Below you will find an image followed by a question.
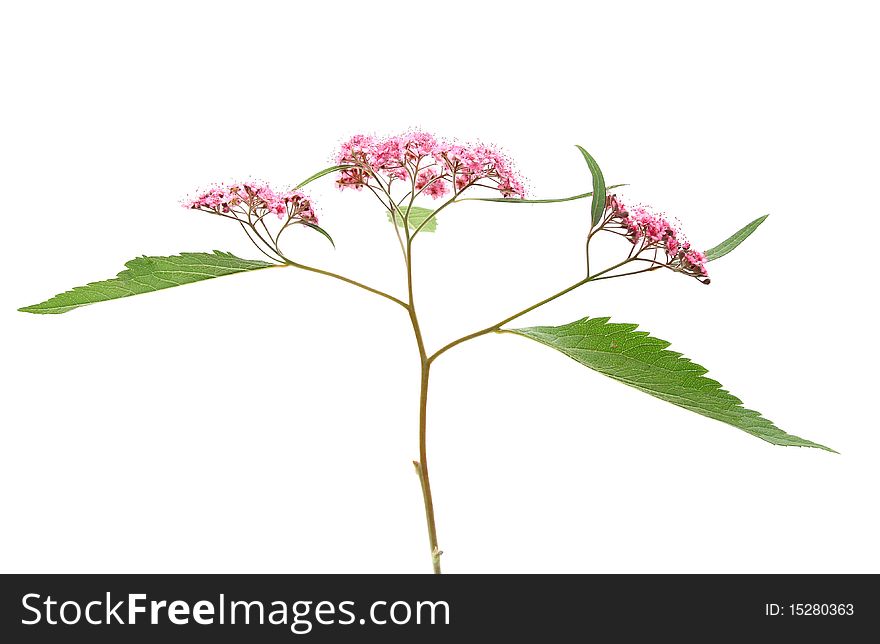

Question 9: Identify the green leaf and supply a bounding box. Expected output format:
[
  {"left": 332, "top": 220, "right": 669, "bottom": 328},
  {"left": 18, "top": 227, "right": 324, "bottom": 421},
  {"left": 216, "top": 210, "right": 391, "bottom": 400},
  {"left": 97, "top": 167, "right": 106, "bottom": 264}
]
[
  {"left": 507, "top": 316, "right": 834, "bottom": 452},
  {"left": 575, "top": 145, "right": 606, "bottom": 228},
  {"left": 303, "top": 222, "right": 336, "bottom": 248},
  {"left": 387, "top": 206, "right": 437, "bottom": 232},
  {"left": 705, "top": 215, "right": 769, "bottom": 262},
  {"left": 459, "top": 184, "right": 627, "bottom": 204},
  {"left": 19, "top": 251, "right": 276, "bottom": 315},
  {"left": 295, "top": 164, "right": 354, "bottom": 189}
]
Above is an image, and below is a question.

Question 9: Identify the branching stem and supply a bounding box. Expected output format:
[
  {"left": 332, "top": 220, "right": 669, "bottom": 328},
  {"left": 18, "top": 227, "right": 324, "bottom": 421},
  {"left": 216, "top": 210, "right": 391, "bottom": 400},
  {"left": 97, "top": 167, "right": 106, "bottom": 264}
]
[
  {"left": 427, "top": 257, "right": 632, "bottom": 365},
  {"left": 248, "top": 170, "right": 648, "bottom": 573},
  {"left": 283, "top": 260, "right": 407, "bottom": 309}
]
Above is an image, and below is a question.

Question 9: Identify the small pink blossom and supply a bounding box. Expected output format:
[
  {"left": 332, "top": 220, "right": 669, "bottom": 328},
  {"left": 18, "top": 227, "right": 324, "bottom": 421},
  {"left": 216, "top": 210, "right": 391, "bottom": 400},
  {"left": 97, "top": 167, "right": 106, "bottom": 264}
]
[
  {"left": 413, "top": 167, "right": 448, "bottom": 199},
  {"left": 372, "top": 138, "right": 406, "bottom": 170},
  {"left": 415, "top": 167, "right": 448, "bottom": 198},
  {"left": 403, "top": 131, "right": 438, "bottom": 159},
  {"left": 498, "top": 175, "right": 525, "bottom": 199},
  {"left": 184, "top": 182, "right": 317, "bottom": 223},
  {"left": 423, "top": 179, "right": 448, "bottom": 199},
  {"left": 607, "top": 195, "right": 709, "bottom": 283},
  {"left": 336, "top": 134, "right": 375, "bottom": 165},
  {"left": 334, "top": 131, "right": 526, "bottom": 199},
  {"left": 415, "top": 168, "right": 437, "bottom": 190},
  {"left": 386, "top": 166, "right": 409, "bottom": 181},
  {"left": 416, "top": 168, "right": 447, "bottom": 199},
  {"left": 336, "top": 168, "right": 369, "bottom": 191},
  {"left": 682, "top": 249, "right": 709, "bottom": 276}
]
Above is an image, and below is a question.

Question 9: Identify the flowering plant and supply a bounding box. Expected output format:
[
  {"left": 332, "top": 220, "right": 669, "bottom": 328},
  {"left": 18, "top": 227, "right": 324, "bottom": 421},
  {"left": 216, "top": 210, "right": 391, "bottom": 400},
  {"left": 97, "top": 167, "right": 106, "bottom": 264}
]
[{"left": 20, "top": 132, "right": 833, "bottom": 573}]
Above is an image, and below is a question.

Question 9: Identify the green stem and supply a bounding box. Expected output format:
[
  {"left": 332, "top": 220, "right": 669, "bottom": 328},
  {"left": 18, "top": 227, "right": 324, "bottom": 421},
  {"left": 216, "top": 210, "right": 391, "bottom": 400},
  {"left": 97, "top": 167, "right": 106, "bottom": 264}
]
[
  {"left": 284, "top": 261, "right": 407, "bottom": 309},
  {"left": 265, "top": 167, "right": 637, "bottom": 573},
  {"left": 413, "top": 362, "right": 441, "bottom": 574},
  {"left": 428, "top": 257, "right": 633, "bottom": 364},
  {"left": 585, "top": 230, "right": 593, "bottom": 277},
  {"left": 410, "top": 195, "right": 457, "bottom": 238},
  {"left": 404, "top": 231, "right": 442, "bottom": 572}
]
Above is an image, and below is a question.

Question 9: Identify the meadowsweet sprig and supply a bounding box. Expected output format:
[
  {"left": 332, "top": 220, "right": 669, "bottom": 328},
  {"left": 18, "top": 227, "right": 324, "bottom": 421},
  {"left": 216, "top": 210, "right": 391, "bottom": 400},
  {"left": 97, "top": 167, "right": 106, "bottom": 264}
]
[{"left": 22, "top": 135, "right": 820, "bottom": 578}]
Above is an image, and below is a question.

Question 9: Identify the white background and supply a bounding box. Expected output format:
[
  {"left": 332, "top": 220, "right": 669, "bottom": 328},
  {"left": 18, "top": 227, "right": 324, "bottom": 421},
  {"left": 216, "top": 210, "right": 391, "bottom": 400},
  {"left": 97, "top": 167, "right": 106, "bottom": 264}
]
[{"left": 2, "top": 1, "right": 878, "bottom": 574}]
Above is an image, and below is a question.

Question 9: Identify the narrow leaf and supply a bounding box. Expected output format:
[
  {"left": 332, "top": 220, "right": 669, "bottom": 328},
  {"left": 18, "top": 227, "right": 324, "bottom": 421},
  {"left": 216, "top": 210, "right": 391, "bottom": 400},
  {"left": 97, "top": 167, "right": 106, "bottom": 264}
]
[
  {"left": 303, "top": 222, "right": 336, "bottom": 248},
  {"left": 459, "top": 184, "right": 627, "bottom": 204},
  {"left": 507, "top": 316, "right": 834, "bottom": 452},
  {"left": 295, "top": 165, "right": 354, "bottom": 189},
  {"left": 19, "top": 251, "right": 275, "bottom": 315},
  {"left": 575, "top": 145, "right": 606, "bottom": 227},
  {"left": 705, "top": 215, "right": 769, "bottom": 262},
  {"left": 387, "top": 206, "right": 437, "bottom": 232}
]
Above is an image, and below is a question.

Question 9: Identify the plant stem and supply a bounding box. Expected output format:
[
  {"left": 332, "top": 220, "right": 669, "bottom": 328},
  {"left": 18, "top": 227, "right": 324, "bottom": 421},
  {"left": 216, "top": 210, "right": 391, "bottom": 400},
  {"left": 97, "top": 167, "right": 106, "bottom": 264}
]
[
  {"left": 271, "top": 174, "right": 641, "bottom": 573},
  {"left": 410, "top": 195, "right": 457, "bottom": 238},
  {"left": 404, "top": 230, "right": 442, "bottom": 573},
  {"left": 283, "top": 261, "right": 408, "bottom": 309},
  {"left": 414, "top": 362, "right": 441, "bottom": 574},
  {"left": 428, "top": 257, "right": 633, "bottom": 364}
]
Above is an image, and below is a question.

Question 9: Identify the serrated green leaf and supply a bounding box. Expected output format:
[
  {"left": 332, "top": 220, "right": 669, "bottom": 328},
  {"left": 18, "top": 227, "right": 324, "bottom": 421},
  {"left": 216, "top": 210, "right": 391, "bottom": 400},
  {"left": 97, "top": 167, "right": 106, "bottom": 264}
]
[
  {"left": 19, "top": 251, "right": 276, "bottom": 314},
  {"left": 295, "top": 164, "right": 354, "bottom": 189},
  {"left": 705, "top": 215, "right": 769, "bottom": 262},
  {"left": 458, "top": 184, "right": 627, "bottom": 204},
  {"left": 575, "top": 145, "right": 606, "bottom": 228},
  {"left": 507, "top": 316, "right": 834, "bottom": 452},
  {"left": 387, "top": 206, "right": 437, "bottom": 232}
]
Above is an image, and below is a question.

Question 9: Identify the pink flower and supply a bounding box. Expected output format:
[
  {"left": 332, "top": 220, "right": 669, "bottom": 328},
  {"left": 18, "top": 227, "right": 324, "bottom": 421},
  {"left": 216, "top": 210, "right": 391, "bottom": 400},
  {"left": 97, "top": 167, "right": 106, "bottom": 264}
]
[
  {"left": 386, "top": 166, "right": 409, "bottom": 181},
  {"left": 279, "top": 189, "right": 317, "bottom": 223},
  {"left": 402, "top": 131, "right": 438, "bottom": 159},
  {"left": 498, "top": 175, "right": 525, "bottom": 199},
  {"left": 336, "top": 168, "right": 369, "bottom": 191},
  {"left": 612, "top": 199, "right": 677, "bottom": 246},
  {"left": 184, "top": 182, "right": 318, "bottom": 223},
  {"left": 372, "top": 138, "right": 406, "bottom": 170},
  {"left": 336, "top": 134, "right": 375, "bottom": 165},
  {"left": 423, "top": 179, "right": 448, "bottom": 199},
  {"left": 607, "top": 195, "right": 709, "bottom": 283},
  {"left": 415, "top": 168, "right": 437, "bottom": 190},
  {"left": 334, "top": 131, "right": 526, "bottom": 199},
  {"left": 682, "top": 248, "right": 709, "bottom": 277},
  {"left": 414, "top": 168, "right": 448, "bottom": 199}
]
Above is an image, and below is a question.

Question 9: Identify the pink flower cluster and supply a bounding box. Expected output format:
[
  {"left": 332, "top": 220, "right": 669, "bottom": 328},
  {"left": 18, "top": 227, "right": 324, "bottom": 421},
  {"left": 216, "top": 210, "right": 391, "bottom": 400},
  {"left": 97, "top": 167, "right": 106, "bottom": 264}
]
[
  {"left": 607, "top": 195, "right": 709, "bottom": 282},
  {"left": 185, "top": 182, "right": 317, "bottom": 223},
  {"left": 334, "top": 131, "right": 526, "bottom": 199}
]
